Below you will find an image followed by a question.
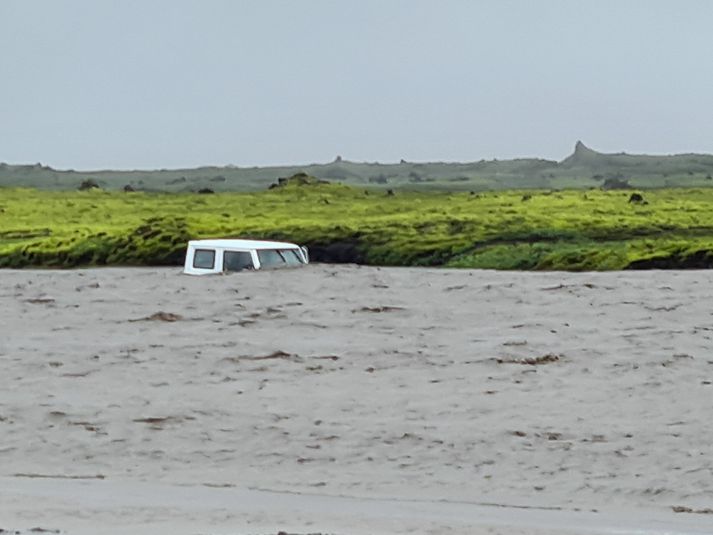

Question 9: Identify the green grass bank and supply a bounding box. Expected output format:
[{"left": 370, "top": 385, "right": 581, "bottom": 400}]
[{"left": 3, "top": 181, "right": 713, "bottom": 270}]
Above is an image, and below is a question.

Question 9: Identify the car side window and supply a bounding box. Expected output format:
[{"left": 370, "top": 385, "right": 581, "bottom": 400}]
[
  {"left": 193, "top": 249, "right": 215, "bottom": 269},
  {"left": 257, "top": 249, "right": 286, "bottom": 269},
  {"left": 223, "top": 250, "right": 254, "bottom": 271}
]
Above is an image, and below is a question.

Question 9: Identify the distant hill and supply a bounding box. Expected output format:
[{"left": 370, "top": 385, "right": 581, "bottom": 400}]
[{"left": 2, "top": 142, "right": 713, "bottom": 192}]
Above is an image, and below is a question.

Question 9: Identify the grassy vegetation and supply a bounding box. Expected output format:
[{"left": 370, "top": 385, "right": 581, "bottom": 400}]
[
  {"left": 4, "top": 177, "right": 713, "bottom": 271},
  {"left": 3, "top": 142, "right": 713, "bottom": 193}
]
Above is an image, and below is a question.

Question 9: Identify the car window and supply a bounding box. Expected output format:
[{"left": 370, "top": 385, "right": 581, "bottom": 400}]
[
  {"left": 223, "top": 250, "right": 254, "bottom": 271},
  {"left": 193, "top": 249, "right": 215, "bottom": 269},
  {"left": 257, "top": 249, "right": 286, "bottom": 269},
  {"left": 280, "top": 249, "right": 304, "bottom": 266}
]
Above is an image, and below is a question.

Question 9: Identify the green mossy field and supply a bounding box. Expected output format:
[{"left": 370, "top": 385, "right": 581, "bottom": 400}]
[{"left": 3, "top": 180, "right": 713, "bottom": 270}]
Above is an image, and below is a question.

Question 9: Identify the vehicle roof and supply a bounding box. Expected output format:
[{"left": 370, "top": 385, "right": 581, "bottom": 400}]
[{"left": 188, "top": 239, "right": 300, "bottom": 250}]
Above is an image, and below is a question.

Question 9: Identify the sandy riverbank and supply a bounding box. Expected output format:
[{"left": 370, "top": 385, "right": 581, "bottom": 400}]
[{"left": 1, "top": 265, "right": 712, "bottom": 534}]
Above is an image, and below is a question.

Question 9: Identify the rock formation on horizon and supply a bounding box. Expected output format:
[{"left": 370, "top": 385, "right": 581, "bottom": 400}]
[{"left": 560, "top": 140, "right": 601, "bottom": 166}]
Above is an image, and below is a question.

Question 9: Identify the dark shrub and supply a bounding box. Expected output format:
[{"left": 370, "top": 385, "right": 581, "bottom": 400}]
[{"left": 78, "top": 179, "right": 100, "bottom": 190}]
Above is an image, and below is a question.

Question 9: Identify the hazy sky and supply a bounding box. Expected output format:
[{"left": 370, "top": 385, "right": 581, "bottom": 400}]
[{"left": 2, "top": 0, "right": 712, "bottom": 169}]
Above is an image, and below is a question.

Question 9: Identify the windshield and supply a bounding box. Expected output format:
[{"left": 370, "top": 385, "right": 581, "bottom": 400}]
[
  {"left": 281, "top": 249, "right": 305, "bottom": 266},
  {"left": 257, "top": 248, "right": 305, "bottom": 269}
]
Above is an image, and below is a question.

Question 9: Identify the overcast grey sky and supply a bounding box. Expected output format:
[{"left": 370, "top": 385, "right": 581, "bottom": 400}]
[{"left": 1, "top": 0, "right": 712, "bottom": 169}]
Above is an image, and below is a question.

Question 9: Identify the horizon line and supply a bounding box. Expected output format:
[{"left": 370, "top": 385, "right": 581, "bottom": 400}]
[{"left": 3, "top": 142, "right": 713, "bottom": 173}]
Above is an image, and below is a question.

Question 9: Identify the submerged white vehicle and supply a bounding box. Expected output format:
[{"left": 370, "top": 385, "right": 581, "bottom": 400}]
[{"left": 183, "top": 239, "right": 309, "bottom": 275}]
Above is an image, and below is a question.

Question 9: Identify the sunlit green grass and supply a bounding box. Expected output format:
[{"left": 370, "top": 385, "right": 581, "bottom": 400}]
[{"left": 2, "top": 182, "right": 713, "bottom": 270}]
